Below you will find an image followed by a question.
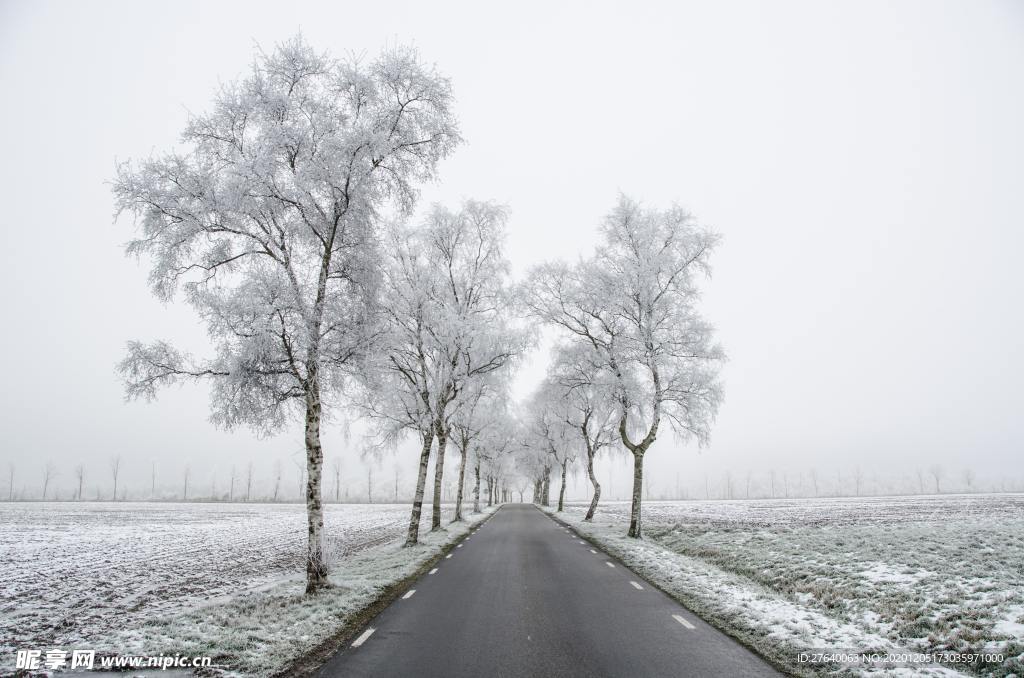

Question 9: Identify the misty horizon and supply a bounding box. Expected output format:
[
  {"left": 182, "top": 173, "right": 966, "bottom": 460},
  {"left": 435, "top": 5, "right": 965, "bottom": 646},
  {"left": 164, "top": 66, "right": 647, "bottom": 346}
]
[{"left": 2, "top": 0, "right": 1022, "bottom": 502}]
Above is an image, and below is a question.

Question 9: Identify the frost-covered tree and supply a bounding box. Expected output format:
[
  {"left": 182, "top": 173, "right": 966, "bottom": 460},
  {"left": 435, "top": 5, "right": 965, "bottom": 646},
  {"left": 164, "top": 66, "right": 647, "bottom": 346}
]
[
  {"left": 513, "top": 431, "right": 553, "bottom": 505},
  {"left": 448, "top": 381, "right": 486, "bottom": 521},
  {"left": 360, "top": 201, "right": 523, "bottom": 544},
  {"left": 929, "top": 464, "right": 944, "bottom": 494},
  {"left": 524, "top": 196, "right": 724, "bottom": 537},
  {"left": 547, "top": 343, "right": 618, "bottom": 520},
  {"left": 41, "top": 462, "right": 57, "bottom": 500},
  {"left": 74, "top": 464, "right": 85, "bottom": 501},
  {"left": 330, "top": 457, "right": 342, "bottom": 502},
  {"left": 524, "top": 382, "right": 578, "bottom": 511},
  {"left": 272, "top": 459, "right": 283, "bottom": 501},
  {"left": 109, "top": 455, "right": 122, "bottom": 502},
  {"left": 449, "top": 376, "right": 512, "bottom": 520},
  {"left": 114, "top": 37, "right": 459, "bottom": 591},
  {"left": 473, "top": 414, "right": 515, "bottom": 512}
]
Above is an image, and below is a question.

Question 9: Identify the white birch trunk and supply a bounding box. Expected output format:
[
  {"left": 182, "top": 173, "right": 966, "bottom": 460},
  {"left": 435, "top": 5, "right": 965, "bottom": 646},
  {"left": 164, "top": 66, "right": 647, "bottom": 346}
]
[
  {"left": 627, "top": 451, "right": 645, "bottom": 538},
  {"left": 405, "top": 429, "right": 435, "bottom": 546},
  {"left": 557, "top": 457, "right": 568, "bottom": 512},
  {"left": 453, "top": 438, "right": 468, "bottom": 522},
  {"left": 304, "top": 386, "right": 328, "bottom": 592},
  {"left": 431, "top": 423, "right": 448, "bottom": 530},
  {"left": 472, "top": 460, "right": 481, "bottom": 513},
  {"left": 584, "top": 443, "right": 602, "bottom": 521}
]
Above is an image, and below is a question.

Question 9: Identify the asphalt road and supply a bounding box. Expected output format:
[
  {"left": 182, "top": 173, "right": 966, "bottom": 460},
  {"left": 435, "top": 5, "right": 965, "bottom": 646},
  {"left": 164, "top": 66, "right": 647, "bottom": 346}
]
[{"left": 316, "top": 504, "right": 780, "bottom": 678}]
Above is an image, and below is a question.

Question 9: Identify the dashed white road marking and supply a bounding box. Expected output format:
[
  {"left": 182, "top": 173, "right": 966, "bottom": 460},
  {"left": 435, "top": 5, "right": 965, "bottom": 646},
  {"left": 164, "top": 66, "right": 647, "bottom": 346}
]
[
  {"left": 589, "top": 549, "right": 597, "bottom": 554},
  {"left": 606, "top": 562, "right": 615, "bottom": 568},
  {"left": 578, "top": 540, "right": 585, "bottom": 544},
  {"left": 673, "top": 614, "right": 696, "bottom": 630},
  {"left": 445, "top": 554, "right": 452, "bottom": 559},
  {"left": 429, "top": 568, "right": 438, "bottom": 574},
  {"left": 630, "top": 581, "right": 643, "bottom": 590},
  {"left": 402, "top": 589, "right": 416, "bottom": 599},
  {"left": 351, "top": 628, "right": 376, "bottom": 647},
  {"left": 457, "top": 544, "right": 463, "bottom": 548}
]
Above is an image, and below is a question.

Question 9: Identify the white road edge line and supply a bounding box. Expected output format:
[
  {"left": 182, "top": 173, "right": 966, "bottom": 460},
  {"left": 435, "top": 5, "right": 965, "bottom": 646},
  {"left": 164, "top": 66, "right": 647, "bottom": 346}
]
[
  {"left": 673, "top": 614, "right": 696, "bottom": 630},
  {"left": 630, "top": 581, "right": 643, "bottom": 590},
  {"left": 457, "top": 544, "right": 463, "bottom": 548},
  {"left": 606, "top": 562, "right": 615, "bottom": 568},
  {"left": 445, "top": 554, "right": 452, "bottom": 559},
  {"left": 590, "top": 549, "right": 597, "bottom": 554},
  {"left": 578, "top": 540, "right": 585, "bottom": 544},
  {"left": 351, "top": 628, "right": 376, "bottom": 647},
  {"left": 402, "top": 589, "right": 416, "bottom": 599},
  {"left": 429, "top": 568, "right": 438, "bottom": 574}
]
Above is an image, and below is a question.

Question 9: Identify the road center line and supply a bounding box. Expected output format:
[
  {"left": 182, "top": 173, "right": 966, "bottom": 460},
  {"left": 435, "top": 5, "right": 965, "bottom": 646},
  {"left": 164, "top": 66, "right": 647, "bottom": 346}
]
[
  {"left": 673, "top": 614, "right": 696, "bottom": 630},
  {"left": 630, "top": 581, "right": 643, "bottom": 590},
  {"left": 351, "top": 628, "right": 375, "bottom": 647},
  {"left": 402, "top": 589, "right": 416, "bottom": 599},
  {"left": 429, "top": 568, "right": 438, "bottom": 574}
]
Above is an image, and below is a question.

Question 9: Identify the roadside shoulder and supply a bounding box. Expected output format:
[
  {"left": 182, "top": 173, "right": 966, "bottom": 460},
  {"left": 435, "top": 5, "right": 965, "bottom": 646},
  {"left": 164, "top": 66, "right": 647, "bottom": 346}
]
[
  {"left": 541, "top": 506, "right": 968, "bottom": 678},
  {"left": 114, "top": 507, "right": 499, "bottom": 677}
]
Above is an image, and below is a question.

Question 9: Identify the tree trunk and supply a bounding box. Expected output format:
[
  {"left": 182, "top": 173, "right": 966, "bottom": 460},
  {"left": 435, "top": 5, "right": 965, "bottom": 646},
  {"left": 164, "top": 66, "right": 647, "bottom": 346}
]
[
  {"left": 557, "top": 458, "right": 568, "bottom": 512},
  {"left": 431, "top": 423, "right": 448, "bottom": 531},
  {"left": 304, "top": 388, "right": 328, "bottom": 593},
  {"left": 627, "top": 451, "right": 645, "bottom": 538},
  {"left": 541, "top": 467, "right": 551, "bottom": 506},
  {"left": 472, "top": 460, "right": 481, "bottom": 513},
  {"left": 453, "top": 439, "right": 468, "bottom": 522},
  {"left": 405, "top": 429, "right": 435, "bottom": 546},
  {"left": 584, "top": 446, "right": 602, "bottom": 521}
]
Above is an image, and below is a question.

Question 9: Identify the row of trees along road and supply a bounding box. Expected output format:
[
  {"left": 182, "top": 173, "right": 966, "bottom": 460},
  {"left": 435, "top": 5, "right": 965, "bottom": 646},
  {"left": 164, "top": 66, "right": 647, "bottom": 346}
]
[
  {"left": 520, "top": 198, "right": 725, "bottom": 537},
  {"left": 113, "top": 36, "right": 723, "bottom": 594}
]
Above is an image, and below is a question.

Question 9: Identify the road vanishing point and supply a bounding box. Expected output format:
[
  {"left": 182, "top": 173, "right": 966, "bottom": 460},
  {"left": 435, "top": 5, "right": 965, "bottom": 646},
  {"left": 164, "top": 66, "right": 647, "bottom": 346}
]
[{"left": 316, "top": 503, "right": 780, "bottom": 678}]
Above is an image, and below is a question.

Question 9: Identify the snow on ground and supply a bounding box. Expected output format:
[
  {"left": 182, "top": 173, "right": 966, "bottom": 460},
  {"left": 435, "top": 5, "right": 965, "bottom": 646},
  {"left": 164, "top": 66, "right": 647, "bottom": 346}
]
[
  {"left": 552, "top": 494, "right": 1024, "bottom": 677},
  {"left": 111, "top": 508, "right": 493, "bottom": 676},
  {"left": 0, "top": 501, "right": 486, "bottom": 674}
]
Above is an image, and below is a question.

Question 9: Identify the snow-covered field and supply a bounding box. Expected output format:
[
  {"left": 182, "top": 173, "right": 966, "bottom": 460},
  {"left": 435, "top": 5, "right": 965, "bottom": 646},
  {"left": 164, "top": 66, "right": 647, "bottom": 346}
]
[
  {"left": 0, "top": 501, "right": 473, "bottom": 671},
  {"left": 557, "top": 494, "right": 1024, "bottom": 677}
]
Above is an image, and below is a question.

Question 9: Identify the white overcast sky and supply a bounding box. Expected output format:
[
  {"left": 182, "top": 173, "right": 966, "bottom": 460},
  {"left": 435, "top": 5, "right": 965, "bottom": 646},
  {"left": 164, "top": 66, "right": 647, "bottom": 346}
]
[{"left": 1, "top": 0, "right": 1022, "bottom": 499}]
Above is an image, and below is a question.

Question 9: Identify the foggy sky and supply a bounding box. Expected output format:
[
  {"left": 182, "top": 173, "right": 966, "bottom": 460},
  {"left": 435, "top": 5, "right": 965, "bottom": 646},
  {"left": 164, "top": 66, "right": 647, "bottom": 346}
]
[{"left": 1, "top": 0, "right": 1022, "bottom": 501}]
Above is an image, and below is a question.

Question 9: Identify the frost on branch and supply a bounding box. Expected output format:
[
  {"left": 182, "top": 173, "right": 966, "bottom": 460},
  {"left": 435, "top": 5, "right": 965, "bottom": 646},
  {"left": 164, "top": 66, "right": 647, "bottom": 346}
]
[
  {"left": 113, "top": 34, "right": 461, "bottom": 591},
  {"left": 523, "top": 194, "right": 726, "bottom": 537}
]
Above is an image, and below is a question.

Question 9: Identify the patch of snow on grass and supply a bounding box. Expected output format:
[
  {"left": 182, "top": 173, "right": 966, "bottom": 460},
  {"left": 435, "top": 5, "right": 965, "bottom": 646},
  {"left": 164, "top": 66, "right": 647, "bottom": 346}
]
[
  {"left": 550, "top": 494, "right": 1024, "bottom": 677},
  {"left": 0, "top": 501, "right": 491, "bottom": 675}
]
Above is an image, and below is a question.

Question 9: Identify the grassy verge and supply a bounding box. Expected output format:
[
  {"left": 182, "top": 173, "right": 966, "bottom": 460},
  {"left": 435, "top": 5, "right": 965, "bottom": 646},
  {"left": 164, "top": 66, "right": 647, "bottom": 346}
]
[
  {"left": 111, "top": 507, "right": 498, "bottom": 677},
  {"left": 543, "top": 506, "right": 970, "bottom": 678}
]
